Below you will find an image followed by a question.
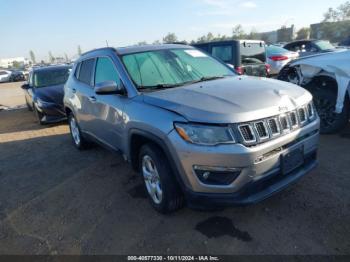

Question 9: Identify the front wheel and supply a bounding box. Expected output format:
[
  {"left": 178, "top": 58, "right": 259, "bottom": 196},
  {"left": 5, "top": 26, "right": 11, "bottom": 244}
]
[
  {"left": 139, "top": 144, "right": 183, "bottom": 213},
  {"left": 34, "top": 105, "right": 44, "bottom": 125},
  {"left": 311, "top": 88, "right": 349, "bottom": 134}
]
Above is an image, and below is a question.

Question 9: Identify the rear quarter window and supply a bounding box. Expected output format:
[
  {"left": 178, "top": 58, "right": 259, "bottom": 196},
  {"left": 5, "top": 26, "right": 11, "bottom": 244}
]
[
  {"left": 78, "top": 59, "right": 95, "bottom": 85},
  {"left": 211, "top": 45, "right": 233, "bottom": 63},
  {"left": 240, "top": 42, "right": 266, "bottom": 64}
]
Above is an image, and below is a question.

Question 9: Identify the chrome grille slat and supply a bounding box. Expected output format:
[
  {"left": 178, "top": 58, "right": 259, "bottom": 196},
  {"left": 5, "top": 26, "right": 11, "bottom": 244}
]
[
  {"left": 267, "top": 118, "right": 280, "bottom": 137},
  {"left": 254, "top": 121, "right": 269, "bottom": 140},
  {"left": 289, "top": 111, "right": 298, "bottom": 129},
  {"left": 298, "top": 107, "right": 307, "bottom": 124},
  {"left": 238, "top": 124, "right": 256, "bottom": 143}
]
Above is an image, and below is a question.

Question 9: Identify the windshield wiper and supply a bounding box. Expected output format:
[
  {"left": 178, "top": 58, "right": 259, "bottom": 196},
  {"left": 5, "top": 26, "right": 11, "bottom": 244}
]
[{"left": 137, "top": 83, "right": 182, "bottom": 91}]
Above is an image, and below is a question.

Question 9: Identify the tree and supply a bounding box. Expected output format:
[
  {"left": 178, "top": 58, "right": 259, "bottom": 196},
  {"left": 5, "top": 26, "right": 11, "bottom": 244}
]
[
  {"left": 77, "top": 45, "right": 82, "bottom": 56},
  {"left": 323, "top": 1, "right": 350, "bottom": 21},
  {"left": 152, "top": 40, "right": 161, "bottom": 45},
  {"left": 29, "top": 50, "right": 36, "bottom": 64},
  {"left": 247, "top": 28, "right": 259, "bottom": 40},
  {"left": 296, "top": 27, "right": 310, "bottom": 40},
  {"left": 12, "top": 61, "right": 22, "bottom": 69},
  {"left": 232, "top": 24, "right": 246, "bottom": 39},
  {"left": 48, "top": 51, "right": 55, "bottom": 63},
  {"left": 137, "top": 41, "right": 148, "bottom": 45},
  {"left": 163, "top": 33, "right": 178, "bottom": 44}
]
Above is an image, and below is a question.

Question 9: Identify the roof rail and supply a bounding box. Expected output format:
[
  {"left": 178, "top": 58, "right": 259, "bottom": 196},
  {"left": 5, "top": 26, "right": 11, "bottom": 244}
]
[{"left": 80, "top": 47, "right": 117, "bottom": 57}]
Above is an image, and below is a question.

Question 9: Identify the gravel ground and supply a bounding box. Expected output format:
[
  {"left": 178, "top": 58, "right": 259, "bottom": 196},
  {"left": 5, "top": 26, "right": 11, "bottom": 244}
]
[{"left": 0, "top": 82, "right": 349, "bottom": 255}]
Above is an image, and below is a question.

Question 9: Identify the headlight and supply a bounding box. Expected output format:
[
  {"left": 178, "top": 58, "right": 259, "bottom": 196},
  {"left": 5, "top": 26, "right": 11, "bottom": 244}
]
[
  {"left": 174, "top": 122, "right": 235, "bottom": 145},
  {"left": 36, "top": 98, "right": 52, "bottom": 108}
]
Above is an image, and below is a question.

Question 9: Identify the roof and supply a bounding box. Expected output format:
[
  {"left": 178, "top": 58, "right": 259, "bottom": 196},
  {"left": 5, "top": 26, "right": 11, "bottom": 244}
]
[
  {"left": 193, "top": 39, "right": 265, "bottom": 46},
  {"left": 115, "top": 44, "right": 192, "bottom": 55},
  {"left": 32, "top": 65, "right": 71, "bottom": 73}
]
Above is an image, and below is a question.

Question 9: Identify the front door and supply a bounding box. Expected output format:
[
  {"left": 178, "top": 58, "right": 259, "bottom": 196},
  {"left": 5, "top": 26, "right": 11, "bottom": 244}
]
[{"left": 89, "top": 56, "right": 126, "bottom": 151}]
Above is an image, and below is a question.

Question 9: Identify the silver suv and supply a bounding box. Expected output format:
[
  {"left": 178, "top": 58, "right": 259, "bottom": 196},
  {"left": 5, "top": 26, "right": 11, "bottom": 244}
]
[{"left": 64, "top": 44, "right": 320, "bottom": 213}]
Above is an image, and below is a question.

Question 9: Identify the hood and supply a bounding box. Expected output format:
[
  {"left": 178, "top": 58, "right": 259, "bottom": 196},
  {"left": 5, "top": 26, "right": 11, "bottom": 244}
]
[
  {"left": 143, "top": 76, "right": 311, "bottom": 123},
  {"left": 34, "top": 84, "right": 64, "bottom": 105}
]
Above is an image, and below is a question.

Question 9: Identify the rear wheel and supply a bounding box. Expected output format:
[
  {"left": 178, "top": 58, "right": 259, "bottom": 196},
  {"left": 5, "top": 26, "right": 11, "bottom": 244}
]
[
  {"left": 68, "top": 113, "right": 89, "bottom": 150},
  {"left": 139, "top": 144, "right": 183, "bottom": 213}
]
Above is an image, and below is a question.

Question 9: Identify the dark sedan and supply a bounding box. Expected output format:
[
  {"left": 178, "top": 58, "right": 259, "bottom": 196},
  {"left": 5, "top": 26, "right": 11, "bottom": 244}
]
[
  {"left": 283, "top": 39, "right": 337, "bottom": 57},
  {"left": 22, "top": 65, "right": 71, "bottom": 124}
]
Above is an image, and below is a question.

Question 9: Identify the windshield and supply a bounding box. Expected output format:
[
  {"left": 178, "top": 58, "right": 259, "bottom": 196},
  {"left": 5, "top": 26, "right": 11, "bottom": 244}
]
[
  {"left": 315, "top": 40, "right": 335, "bottom": 51},
  {"left": 34, "top": 68, "right": 70, "bottom": 88},
  {"left": 121, "top": 48, "right": 235, "bottom": 90}
]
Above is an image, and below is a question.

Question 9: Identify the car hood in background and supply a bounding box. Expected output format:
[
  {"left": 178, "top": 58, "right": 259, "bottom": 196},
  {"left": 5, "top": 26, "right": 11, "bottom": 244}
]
[
  {"left": 35, "top": 84, "right": 64, "bottom": 105},
  {"left": 143, "top": 76, "right": 311, "bottom": 123}
]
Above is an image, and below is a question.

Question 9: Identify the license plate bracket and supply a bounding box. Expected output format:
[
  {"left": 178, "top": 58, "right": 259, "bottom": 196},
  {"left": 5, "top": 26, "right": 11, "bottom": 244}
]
[{"left": 281, "top": 146, "right": 304, "bottom": 175}]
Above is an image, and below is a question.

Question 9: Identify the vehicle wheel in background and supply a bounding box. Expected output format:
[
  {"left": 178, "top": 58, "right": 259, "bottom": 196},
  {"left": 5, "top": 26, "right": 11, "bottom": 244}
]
[
  {"left": 311, "top": 88, "right": 349, "bottom": 134},
  {"left": 68, "top": 113, "right": 90, "bottom": 150},
  {"left": 139, "top": 144, "right": 183, "bottom": 213}
]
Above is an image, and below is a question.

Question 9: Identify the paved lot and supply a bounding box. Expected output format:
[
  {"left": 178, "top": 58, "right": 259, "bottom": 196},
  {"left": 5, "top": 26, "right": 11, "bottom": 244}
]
[
  {"left": 0, "top": 82, "right": 349, "bottom": 255},
  {"left": 0, "top": 81, "right": 26, "bottom": 109}
]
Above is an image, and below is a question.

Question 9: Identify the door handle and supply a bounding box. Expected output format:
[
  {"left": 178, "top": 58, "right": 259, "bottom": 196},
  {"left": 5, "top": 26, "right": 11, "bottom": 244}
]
[
  {"left": 88, "top": 96, "right": 97, "bottom": 102},
  {"left": 72, "top": 88, "right": 76, "bottom": 94}
]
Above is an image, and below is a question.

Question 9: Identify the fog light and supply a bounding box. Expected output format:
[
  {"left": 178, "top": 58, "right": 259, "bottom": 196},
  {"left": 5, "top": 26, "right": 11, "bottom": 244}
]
[{"left": 193, "top": 165, "right": 241, "bottom": 185}]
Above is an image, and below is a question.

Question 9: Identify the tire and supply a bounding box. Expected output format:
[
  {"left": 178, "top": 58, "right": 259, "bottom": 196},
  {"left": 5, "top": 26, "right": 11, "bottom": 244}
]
[
  {"left": 68, "top": 113, "right": 90, "bottom": 150},
  {"left": 34, "top": 105, "right": 44, "bottom": 125},
  {"left": 311, "top": 88, "right": 349, "bottom": 134},
  {"left": 25, "top": 98, "right": 33, "bottom": 111},
  {"left": 139, "top": 144, "right": 184, "bottom": 213}
]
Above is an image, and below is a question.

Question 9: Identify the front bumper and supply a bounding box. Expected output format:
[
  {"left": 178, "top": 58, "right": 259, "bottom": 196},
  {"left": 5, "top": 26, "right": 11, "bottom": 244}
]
[
  {"left": 35, "top": 102, "right": 66, "bottom": 123},
  {"left": 166, "top": 117, "right": 320, "bottom": 206}
]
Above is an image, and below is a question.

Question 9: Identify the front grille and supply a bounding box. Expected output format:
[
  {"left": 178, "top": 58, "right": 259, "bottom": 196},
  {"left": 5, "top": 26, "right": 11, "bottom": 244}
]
[
  {"left": 298, "top": 107, "right": 307, "bottom": 123},
  {"left": 238, "top": 124, "right": 256, "bottom": 143},
  {"left": 236, "top": 102, "right": 316, "bottom": 146}
]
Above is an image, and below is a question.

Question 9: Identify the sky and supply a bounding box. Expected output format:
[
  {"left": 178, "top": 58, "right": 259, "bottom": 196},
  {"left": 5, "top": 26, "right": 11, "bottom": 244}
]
[{"left": 0, "top": 0, "right": 346, "bottom": 61}]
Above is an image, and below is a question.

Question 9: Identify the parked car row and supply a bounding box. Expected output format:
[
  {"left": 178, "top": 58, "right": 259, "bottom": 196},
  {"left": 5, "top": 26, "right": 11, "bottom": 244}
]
[
  {"left": 0, "top": 69, "right": 26, "bottom": 83},
  {"left": 21, "top": 44, "right": 320, "bottom": 213}
]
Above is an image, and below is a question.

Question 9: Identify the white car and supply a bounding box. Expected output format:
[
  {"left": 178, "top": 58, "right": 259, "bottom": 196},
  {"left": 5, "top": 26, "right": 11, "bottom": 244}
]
[
  {"left": 266, "top": 45, "right": 299, "bottom": 75},
  {"left": 278, "top": 50, "right": 350, "bottom": 133},
  {"left": 0, "top": 70, "right": 11, "bottom": 83}
]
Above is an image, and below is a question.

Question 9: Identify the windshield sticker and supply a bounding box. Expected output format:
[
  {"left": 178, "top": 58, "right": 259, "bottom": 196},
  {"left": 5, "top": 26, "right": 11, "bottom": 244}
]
[{"left": 185, "top": 50, "right": 207, "bottom": 57}]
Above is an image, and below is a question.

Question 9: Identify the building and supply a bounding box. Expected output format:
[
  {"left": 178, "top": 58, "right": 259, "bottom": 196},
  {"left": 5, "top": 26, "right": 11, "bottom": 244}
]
[
  {"left": 0, "top": 57, "right": 30, "bottom": 69},
  {"left": 310, "top": 21, "right": 350, "bottom": 43}
]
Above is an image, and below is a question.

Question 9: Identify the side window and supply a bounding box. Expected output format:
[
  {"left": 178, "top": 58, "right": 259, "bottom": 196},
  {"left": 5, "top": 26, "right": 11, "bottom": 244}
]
[
  {"left": 28, "top": 72, "right": 34, "bottom": 86},
  {"left": 94, "top": 57, "right": 120, "bottom": 86},
  {"left": 78, "top": 59, "right": 95, "bottom": 85},
  {"left": 74, "top": 62, "right": 81, "bottom": 79},
  {"left": 211, "top": 45, "right": 232, "bottom": 63}
]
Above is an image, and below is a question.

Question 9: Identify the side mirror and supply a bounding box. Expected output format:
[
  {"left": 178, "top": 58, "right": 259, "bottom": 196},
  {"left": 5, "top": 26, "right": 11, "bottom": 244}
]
[
  {"left": 95, "top": 81, "right": 124, "bottom": 95},
  {"left": 21, "top": 83, "right": 30, "bottom": 89}
]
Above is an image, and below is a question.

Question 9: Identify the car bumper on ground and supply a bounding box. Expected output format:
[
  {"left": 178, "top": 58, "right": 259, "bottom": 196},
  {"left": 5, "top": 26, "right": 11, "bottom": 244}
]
[{"left": 166, "top": 117, "right": 320, "bottom": 206}]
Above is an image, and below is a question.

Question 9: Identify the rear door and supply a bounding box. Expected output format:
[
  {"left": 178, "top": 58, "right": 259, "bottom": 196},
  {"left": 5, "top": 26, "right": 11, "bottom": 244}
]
[
  {"left": 239, "top": 41, "right": 267, "bottom": 77},
  {"left": 73, "top": 58, "right": 96, "bottom": 131}
]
